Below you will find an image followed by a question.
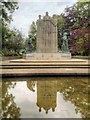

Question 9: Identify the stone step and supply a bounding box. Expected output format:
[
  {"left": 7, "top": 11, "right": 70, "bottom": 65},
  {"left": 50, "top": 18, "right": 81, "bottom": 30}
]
[
  {"left": 1, "top": 64, "right": 89, "bottom": 69},
  {"left": 9, "top": 59, "right": 87, "bottom": 63},
  {"left": 1, "top": 63, "right": 90, "bottom": 66},
  {"left": 2, "top": 68, "right": 89, "bottom": 77},
  {"left": 2, "top": 62, "right": 89, "bottom": 66},
  {"left": 1, "top": 59, "right": 89, "bottom": 69}
]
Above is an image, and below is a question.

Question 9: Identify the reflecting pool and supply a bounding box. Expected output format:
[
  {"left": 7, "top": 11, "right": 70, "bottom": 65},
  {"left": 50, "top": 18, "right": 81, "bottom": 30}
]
[{"left": 1, "top": 77, "right": 89, "bottom": 118}]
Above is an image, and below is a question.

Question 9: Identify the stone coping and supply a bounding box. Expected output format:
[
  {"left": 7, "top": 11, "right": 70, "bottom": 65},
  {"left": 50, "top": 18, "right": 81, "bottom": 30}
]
[
  {"left": 1, "top": 68, "right": 89, "bottom": 77},
  {"left": 10, "top": 58, "right": 88, "bottom": 63}
]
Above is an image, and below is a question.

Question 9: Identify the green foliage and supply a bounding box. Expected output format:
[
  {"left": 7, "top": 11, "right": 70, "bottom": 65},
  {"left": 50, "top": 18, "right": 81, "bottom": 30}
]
[
  {"left": 2, "top": 25, "right": 25, "bottom": 56},
  {"left": 27, "top": 21, "right": 37, "bottom": 52},
  {"left": 53, "top": 14, "right": 65, "bottom": 50},
  {"left": 1, "top": 1, "right": 26, "bottom": 56},
  {"left": 29, "top": 21, "right": 37, "bottom": 36},
  {"left": 1, "top": 1, "right": 18, "bottom": 24}
]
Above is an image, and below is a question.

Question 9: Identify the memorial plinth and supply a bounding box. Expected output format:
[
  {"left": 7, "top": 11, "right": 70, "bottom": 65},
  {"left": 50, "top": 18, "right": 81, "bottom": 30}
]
[
  {"left": 26, "top": 52, "right": 71, "bottom": 60},
  {"left": 26, "top": 12, "right": 71, "bottom": 60}
]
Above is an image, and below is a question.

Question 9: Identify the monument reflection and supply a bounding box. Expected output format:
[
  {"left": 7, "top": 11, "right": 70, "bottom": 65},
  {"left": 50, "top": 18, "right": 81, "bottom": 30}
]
[
  {"left": 27, "top": 79, "right": 57, "bottom": 114},
  {"left": 37, "top": 80, "right": 57, "bottom": 114}
]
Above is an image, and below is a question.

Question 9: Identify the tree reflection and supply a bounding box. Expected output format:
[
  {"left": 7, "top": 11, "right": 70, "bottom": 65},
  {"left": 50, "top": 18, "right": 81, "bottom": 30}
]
[
  {"left": 27, "top": 81, "right": 35, "bottom": 92},
  {"left": 57, "top": 77, "right": 89, "bottom": 118},
  {"left": 2, "top": 81, "right": 21, "bottom": 118}
]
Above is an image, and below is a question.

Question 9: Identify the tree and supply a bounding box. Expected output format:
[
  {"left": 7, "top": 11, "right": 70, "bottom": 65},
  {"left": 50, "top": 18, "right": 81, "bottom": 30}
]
[
  {"left": 1, "top": 1, "right": 18, "bottom": 55},
  {"left": 1, "top": 1, "right": 26, "bottom": 56},
  {"left": 53, "top": 14, "right": 65, "bottom": 50},
  {"left": 1, "top": 1, "right": 18, "bottom": 24},
  {"left": 27, "top": 21, "right": 37, "bottom": 52},
  {"left": 58, "top": 1, "right": 90, "bottom": 55},
  {"left": 2, "top": 28, "right": 25, "bottom": 56}
]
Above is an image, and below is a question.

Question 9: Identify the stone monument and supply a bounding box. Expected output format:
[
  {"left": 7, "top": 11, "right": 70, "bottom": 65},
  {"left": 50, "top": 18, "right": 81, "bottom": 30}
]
[
  {"left": 26, "top": 12, "right": 71, "bottom": 60},
  {"left": 36, "top": 12, "right": 57, "bottom": 53}
]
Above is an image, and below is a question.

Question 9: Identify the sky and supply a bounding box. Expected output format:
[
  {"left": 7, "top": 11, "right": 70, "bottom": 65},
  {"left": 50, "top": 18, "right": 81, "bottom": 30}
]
[{"left": 10, "top": 0, "right": 77, "bottom": 37}]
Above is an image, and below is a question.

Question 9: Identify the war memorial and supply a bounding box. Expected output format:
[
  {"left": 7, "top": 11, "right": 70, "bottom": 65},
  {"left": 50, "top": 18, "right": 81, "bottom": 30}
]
[
  {"left": 1, "top": 12, "right": 89, "bottom": 77},
  {"left": 26, "top": 12, "right": 71, "bottom": 60}
]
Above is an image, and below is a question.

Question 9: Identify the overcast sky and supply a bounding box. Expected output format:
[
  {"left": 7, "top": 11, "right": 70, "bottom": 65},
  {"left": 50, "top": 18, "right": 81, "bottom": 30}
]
[{"left": 10, "top": 0, "right": 77, "bottom": 37}]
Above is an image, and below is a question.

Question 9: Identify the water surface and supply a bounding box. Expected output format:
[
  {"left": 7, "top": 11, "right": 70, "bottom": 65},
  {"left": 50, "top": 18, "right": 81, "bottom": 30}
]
[{"left": 1, "top": 77, "right": 89, "bottom": 118}]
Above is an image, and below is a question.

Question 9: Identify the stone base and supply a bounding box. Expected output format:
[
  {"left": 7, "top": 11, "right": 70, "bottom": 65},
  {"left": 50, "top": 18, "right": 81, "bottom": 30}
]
[{"left": 25, "top": 52, "right": 71, "bottom": 60}]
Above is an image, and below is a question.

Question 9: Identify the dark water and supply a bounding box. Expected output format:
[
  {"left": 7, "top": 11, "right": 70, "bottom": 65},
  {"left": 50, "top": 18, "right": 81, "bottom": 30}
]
[{"left": 1, "top": 77, "right": 89, "bottom": 118}]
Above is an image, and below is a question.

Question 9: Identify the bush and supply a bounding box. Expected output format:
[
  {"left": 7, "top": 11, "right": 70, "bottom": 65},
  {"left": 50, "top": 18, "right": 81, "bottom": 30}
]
[{"left": 1, "top": 48, "right": 24, "bottom": 56}]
